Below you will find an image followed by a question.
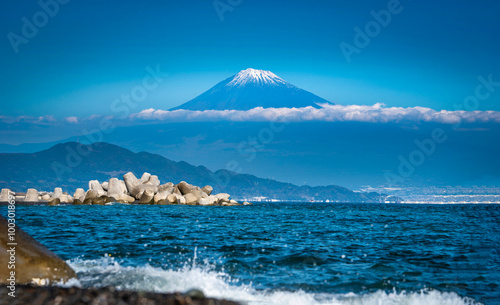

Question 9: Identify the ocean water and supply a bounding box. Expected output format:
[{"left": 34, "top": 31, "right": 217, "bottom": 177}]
[{"left": 4, "top": 203, "right": 500, "bottom": 305}]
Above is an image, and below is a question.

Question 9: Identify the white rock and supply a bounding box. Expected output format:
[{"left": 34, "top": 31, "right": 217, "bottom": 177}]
[
  {"left": 207, "top": 195, "right": 218, "bottom": 205},
  {"left": 25, "top": 188, "right": 39, "bottom": 202},
  {"left": 148, "top": 175, "right": 160, "bottom": 186},
  {"left": 123, "top": 172, "right": 140, "bottom": 194},
  {"left": 107, "top": 178, "right": 123, "bottom": 199},
  {"left": 119, "top": 180, "right": 127, "bottom": 194},
  {"left": 184, "top": 193, "right": 198, "bottom": 205},
  {"left": 101, "top": 181, "right": 109, "bottom": 191},
  {"left": 158, "top": 182, "right": 174, "bottom": 192},
  {"left": 0, "top": 189, "right": 12, "bottom": 202},
  {"left": 59, "top": 194, "right": 74, "bottom": 203},
  {"left": 131, "top": 184, "right": 158, "bottom": 199},
  {"left": 198, "top": 198, "right": 211, "bottom": 206},
  {"left": 177, "top": 181, "right": 197, "bottom": 195},
  {"left": 167, "top": 193, "right": 185, "bottom": 204},
  {"left": 215, "top": 193, "right": 230, "bottom": 201},
  {"left": 139, "top": 189, "right": 154, "bottom": 204},
  {"left": 140, "top": 172, "right": 151, "bottom": 183},
  {"left": 53, "top": 188, "right": 63, "bottom": 199},
  {"left": 120, "top": 194, "right": 136, "bottom": 203},
  {"left": 201, "top": 185, "right": 213, "bottom": 196},
  {"left": 74, "top": 188, "right": 86, "bottom": 201},
  {"left": 154, "top": 187, "right": 174, "bottom": 203},
  {"left": 89, "top": 180, "right": 106, "bottom": 197},
  {"left": 167, "top": 193, "right": 178, "bottom": 204},
  {"left": 191, "top": 188, "right": 206, "bottom": 199}
]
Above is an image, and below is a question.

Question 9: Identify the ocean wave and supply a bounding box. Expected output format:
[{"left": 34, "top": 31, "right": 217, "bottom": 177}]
[{"left": 64, "top": 256, "right": 482, "bottom": 305}]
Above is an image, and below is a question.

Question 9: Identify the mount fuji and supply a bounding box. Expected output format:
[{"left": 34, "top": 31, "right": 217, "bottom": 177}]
[{"left": 170, "top": 68, "right": 332, "bottom": 110}]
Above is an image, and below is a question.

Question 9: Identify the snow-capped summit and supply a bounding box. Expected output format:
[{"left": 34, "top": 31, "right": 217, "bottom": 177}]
[
  {"left": 170, "top": 68, "right": 332, "bottom": 111},
  {"left": 227, "top": 68, "right": 289, "bottom": 87}
]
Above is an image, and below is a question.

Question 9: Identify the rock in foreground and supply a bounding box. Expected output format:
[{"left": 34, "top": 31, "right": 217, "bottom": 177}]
[
  {"left": 0, "top": 215, "right": 77, "bottom": 285},
  {"left": 0, "top": 284, "right": 241, "bottom": 305}
]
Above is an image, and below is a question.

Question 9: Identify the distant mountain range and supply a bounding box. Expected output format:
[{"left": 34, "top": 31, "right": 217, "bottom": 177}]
[
  {"left": 0, "top": 142, "right": 388, "bottom": 202},
  {"left": 171, "top": 68, "right": 332, "bottom": 110},
  {"left": 3, "top": 69, "right": 498, "bottom": 190}
]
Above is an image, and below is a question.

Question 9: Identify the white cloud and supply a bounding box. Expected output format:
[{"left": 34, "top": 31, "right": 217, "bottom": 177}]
[
  {"left": 65, "top": 116, "right": 78, "bottom": 123},
  {"left": 0, "top": 115, "right": 57, "bottom": 124},
  {"left": 2, "top": 104, "right": 499, "bottom": 127},
  {"left": 130, "top": 103, "right": 500, "bottom": 124}
]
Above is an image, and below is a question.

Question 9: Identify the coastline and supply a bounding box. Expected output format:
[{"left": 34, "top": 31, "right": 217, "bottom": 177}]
[{"left": 0, "top": 284, "right": 241, "bottom": 305}]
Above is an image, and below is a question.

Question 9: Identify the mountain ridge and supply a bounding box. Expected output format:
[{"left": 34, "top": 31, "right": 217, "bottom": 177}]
[
  {"left": 0, "top": 142, "right": 387, "bottom": 202},
  {"left": 171, "top": 68, "right": 332, "bottom": 111}
]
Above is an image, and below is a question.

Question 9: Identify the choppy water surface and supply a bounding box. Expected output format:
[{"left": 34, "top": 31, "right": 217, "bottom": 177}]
[{"left": 5, "top": 203, "right": 500, "bottom": 304}]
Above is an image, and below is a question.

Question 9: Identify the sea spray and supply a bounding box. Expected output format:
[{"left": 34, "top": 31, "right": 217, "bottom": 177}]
[{"left": 65, "top": 256, "right": 483, "bottom": 305}]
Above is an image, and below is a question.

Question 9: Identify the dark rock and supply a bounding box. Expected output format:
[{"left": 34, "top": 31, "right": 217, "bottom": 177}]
[
  {"left": 184, "top": 288, "right": 205, "bottom": 299},
  {"left": 48, "top": 198, "right": 60, "bottom": 206},
  {"left": 99, "top": 196, "right": 117, "bottom": 204},
  {"left": 156, "top": 199, "right": 171, "bottom": 205},
  {"left": 0, "top": 284, "right": 241, "bottom": 305},
  {"left": 72, "top": 199, "right": 84, "bottom": 205},
  {"left": 92, "top": 197, "right": 105, "bottom": 205},
  {"left": 84, "top": 189, "right": 99, "bottom": 201},
  {"left": 173, "top": 186, "right": 182, "bottom": 195},
  {"left": 0, "top": 216, "right": 77, "bottom": 285}
]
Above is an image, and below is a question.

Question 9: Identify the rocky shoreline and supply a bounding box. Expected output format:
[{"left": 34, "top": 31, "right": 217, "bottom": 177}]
[
  {"left": 0, "top": 285, "right": 241, "bottom": 305},
  {"left": 0, "top": 172, "right": 251, "bottom": 206}
]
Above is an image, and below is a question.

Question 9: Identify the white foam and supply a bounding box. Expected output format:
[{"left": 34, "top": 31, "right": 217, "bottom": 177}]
[{"left": 65, "top": 257, "right": 482, "bottom": 305}]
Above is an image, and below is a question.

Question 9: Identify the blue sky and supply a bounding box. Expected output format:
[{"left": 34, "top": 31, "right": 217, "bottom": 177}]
[{"left": 1, "top": 0, "right": 500, "bottom": 119}]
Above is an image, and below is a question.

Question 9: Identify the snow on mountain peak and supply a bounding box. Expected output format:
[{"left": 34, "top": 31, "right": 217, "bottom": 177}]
[{"left": 227, "top": 68, "right": 290, "bottom": 87}]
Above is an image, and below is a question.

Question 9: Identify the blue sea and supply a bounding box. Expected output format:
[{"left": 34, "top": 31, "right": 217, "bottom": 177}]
[{"left": 5, "top": 203, "right": 500, "bottom": 305}]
